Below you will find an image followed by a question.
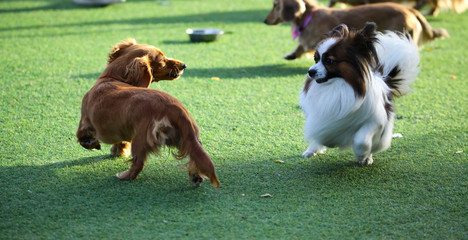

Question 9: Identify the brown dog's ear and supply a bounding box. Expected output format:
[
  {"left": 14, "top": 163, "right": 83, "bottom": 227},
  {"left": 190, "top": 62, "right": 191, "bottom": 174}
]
[
  {"left": 125, "top": 55, "right": 153, "bottom": 88},
  {"left": 108, "top": 39, "right": 137, "bottom": 64},
  {"left": 328, "top": 24, "right": 349, "bottom": 38}
]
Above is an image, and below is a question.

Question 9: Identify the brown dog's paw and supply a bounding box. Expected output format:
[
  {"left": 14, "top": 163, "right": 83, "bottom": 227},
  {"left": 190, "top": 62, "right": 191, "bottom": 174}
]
[
  {"left": 116, "top": 170, "right": 134, "bottom": 180},
  {"left": 189, "top": 172, "right": 204, "bottom": 187}
]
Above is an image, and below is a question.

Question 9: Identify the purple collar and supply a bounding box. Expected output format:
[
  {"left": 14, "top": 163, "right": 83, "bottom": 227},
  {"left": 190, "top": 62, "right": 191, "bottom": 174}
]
[{"left": 292, "top": 13, "right": 314, "bottom": 40}]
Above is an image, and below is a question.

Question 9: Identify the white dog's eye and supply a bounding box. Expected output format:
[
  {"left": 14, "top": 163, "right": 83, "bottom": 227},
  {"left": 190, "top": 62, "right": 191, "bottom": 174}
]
[{"left": 323, "top": 57, "right": 335, "bottom": 65}]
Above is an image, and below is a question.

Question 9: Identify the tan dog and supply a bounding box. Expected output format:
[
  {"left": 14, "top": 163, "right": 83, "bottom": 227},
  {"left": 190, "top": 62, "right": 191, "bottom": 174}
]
[
  {"left": 328, "top": 0, "right": 468, "bottom": 16},
  {"left": 264, "top": 0, "right": 449, "bottom": 60},
  {"left": 76, "top": 39, "right": 220, "bottom": 188}
]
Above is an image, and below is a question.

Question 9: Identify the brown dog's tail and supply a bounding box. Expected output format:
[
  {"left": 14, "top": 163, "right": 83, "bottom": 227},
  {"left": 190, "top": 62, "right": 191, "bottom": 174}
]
[
  {"left": 169, "top": 105, "right": 220, "bottom": 188},
  {"left": 411, "top": 8, "right": 449, "bottom": 45}
]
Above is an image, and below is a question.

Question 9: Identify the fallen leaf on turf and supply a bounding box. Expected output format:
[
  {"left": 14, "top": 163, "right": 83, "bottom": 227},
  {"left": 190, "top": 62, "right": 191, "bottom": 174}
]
[
  {"left": 261, "top": 193, "right": 272, "bottom": 198},
  {"left": 450, "top": 75, "right": 457, "bottom": 79},
  {"left": 392, "top": 133, "right": 403, "bottom": 138},
  {"left": 211, "top": 77, "right": 220, "bottom": 81},
  {"left": 274, "top": 159, "right": 284, "bottom": 164}
]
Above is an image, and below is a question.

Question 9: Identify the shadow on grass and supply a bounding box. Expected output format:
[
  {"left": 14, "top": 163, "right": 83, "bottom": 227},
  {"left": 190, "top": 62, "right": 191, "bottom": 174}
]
[
  {"left": 0, "top": 8, "right": 268, "bottom": 31},
  {"left": 75, "top": 64, "right": 307, "bottom": 81},
  {"left": 55, "top": 154, "right": 116, "bottom": 167},
  {"left": 1, "top": 134, "right": 438, "bottom": 238},
  {"left": 185, "top": 64, "right": 307, "bottom": 79},
  {"left": 76, "top": 72, "right": 101, "bottom": 80},
  {"left": 1, "top": 133, "right": 464, "bottom": 238},
  {"left": 0, "top": 151, "right": 375, "bottom": 200},
  {"left": 0, "top": 0, "right": 179, "bottom": 13},
  {"left": 0, "top": 0, "right": 84, "bottom": 13}
]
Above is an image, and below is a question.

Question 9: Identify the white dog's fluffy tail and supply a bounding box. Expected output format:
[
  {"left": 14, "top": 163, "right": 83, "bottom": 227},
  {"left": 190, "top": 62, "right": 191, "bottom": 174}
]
[{"left": 375, "top": 31, "right": 420, "bottom": 97}]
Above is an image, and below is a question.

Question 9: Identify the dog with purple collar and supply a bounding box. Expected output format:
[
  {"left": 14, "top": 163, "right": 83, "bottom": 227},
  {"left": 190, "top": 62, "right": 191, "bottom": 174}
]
[{"left": 264, "top": 0, "right": 448, "bottom": 60}]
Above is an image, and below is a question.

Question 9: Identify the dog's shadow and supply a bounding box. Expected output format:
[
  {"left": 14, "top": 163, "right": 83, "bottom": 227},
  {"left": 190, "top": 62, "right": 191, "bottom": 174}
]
[
  {"left": 1, "top": 8, "right": 269, "bottom": 32},
  {"left": 53, "top": 154, "right": 115, "bottom": 168},
  {"left": 75, "top": 64, "right": 308, "bottom": 81},
  {"left": 0, "top": 0, "right": 83, "bottom": 14},
  {"left": 186, "top": 64, "right": 307, "bottom": 79}
]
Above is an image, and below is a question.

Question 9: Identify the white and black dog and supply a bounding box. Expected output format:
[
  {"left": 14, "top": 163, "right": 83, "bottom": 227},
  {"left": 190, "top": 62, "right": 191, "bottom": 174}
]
[{"left": 299, "top": 22, "right": 420, "bottom": 164}]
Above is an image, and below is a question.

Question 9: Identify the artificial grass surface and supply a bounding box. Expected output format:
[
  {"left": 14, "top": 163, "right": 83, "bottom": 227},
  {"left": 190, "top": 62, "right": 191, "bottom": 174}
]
[{"left": 0, "top": 0, "right": 466, "bottom": 238}]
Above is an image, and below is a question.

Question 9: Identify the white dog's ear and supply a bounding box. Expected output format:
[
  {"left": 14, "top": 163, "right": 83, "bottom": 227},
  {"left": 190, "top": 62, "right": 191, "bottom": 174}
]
[
  {"left": 328, "top": 24, "right": 349, "bottom": 38},
  {"left": 125, "top": 55, "right": 153, "bottom": 88},
  {"left": 108, "top": 39, "right": 137, "bottom": 64},
  {"left": 359, "top": 22, "right": 377, "bottom": 39}
]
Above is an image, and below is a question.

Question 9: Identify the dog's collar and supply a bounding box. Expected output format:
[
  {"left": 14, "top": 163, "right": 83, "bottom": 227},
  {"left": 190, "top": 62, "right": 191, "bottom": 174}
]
[{"left": 292, "top": 12, "right": 314, "bottom": 40}]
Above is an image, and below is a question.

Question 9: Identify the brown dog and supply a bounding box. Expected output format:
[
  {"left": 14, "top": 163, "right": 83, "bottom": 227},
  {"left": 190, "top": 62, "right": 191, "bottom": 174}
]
[
  {"left": 76, "top": 39, "right": 220, "bottom": 188},
  {"left": 264, "top": 0, "right": 449, "bottom": 60},
  {"left": 328, "top": 0, "right": 467, "bottom": 16}
]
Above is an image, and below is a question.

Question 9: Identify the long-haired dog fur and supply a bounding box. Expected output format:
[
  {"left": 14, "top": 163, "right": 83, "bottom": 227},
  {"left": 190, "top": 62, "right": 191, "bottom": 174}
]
[
  {"left": 264, "top": 0, "right": 448, "bottom": 60},
  {"left": 299, "top": 22, "right": 420, "bottom": 165},
  {"left": 76, "top": 39, "right": 220, "bottom": 188},
  {"left": 328, "top": 0, "right": 468, "bottom": 16}
]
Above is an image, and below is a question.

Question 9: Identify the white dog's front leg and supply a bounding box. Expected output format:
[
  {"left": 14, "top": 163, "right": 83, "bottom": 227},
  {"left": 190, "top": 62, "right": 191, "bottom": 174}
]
[
  {"left": 302, "top": 143, "right": 326, "bottom": 157},
  {"left": 353, "top": 124, "right": 378, "bottom": 165},
  {"left": 359, "top": 154, "right": 373, "bottom": 165}
]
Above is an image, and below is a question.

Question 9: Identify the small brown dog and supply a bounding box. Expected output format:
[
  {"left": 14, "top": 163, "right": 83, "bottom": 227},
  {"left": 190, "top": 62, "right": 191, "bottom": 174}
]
[
  {"left": 76, "top": 39, "right": 220, "bottom": 188},
  {"left": 264, "top": 0, "right": 449, "bottom": 60},
  {"left": 328, "top": 0, "right": 467, "bottom": 16}
]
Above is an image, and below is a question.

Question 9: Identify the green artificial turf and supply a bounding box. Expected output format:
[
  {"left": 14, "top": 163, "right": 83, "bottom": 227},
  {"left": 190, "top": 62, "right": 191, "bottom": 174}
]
[{"left": 0, "top": 0, "right": 466, "bottom": 238}]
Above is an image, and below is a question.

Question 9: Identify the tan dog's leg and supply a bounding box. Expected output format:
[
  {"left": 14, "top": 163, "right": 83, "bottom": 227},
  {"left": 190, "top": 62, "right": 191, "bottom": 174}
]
[
  {"left": 110, "top": 141, "right": 131, "bottom": 157},
  {"left": 284, "top": 45, "right": 305, "bottom": 60},
  {"left": 428, "top": 0, "right": 439, "bottom": 15}
]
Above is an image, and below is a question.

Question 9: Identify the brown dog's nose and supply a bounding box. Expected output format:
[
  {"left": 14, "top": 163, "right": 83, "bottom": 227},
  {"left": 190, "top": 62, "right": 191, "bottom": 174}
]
[{"left": 180, "top": 64, "right": 187, "bottom": 70}]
